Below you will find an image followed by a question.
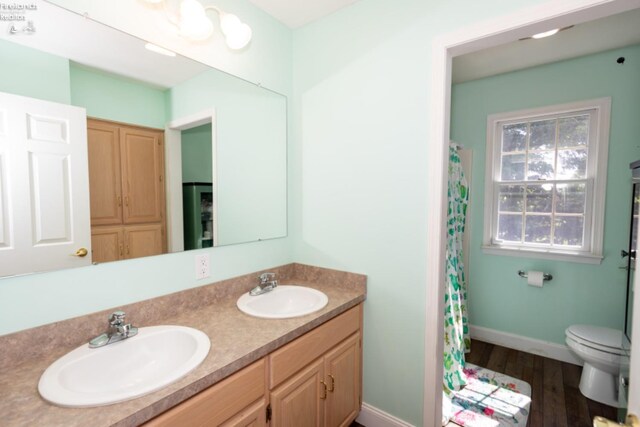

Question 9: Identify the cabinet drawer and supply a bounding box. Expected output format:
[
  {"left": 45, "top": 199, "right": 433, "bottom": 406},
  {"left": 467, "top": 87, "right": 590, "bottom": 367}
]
[
  {"left": 269, "top": 305, "right": 361, "bottom": 389},
  {"left": 145, "top": 358, "right": 266, "bottom": 427}
]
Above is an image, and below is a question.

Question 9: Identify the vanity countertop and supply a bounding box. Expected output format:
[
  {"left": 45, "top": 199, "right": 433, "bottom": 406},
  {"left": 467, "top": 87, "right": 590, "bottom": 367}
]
[{"left": 0, "top": 264, "right": 366, "bottom": 427}]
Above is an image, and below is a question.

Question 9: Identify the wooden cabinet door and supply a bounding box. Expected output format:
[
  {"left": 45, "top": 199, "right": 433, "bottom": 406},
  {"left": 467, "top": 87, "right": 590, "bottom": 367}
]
[
  {"left": 323, "top": 334, "right": 361, "bottom": 427},
  {"left": 120, "top": 127, "right": 164, "bottom": 224},
  {"left": 87, "top": 120, "right": 123, "bottom": 226},
  {"left": 271, "top": 358, "right": 324, "bottom": 427},
  {"left": 220, "top": 399, "right": 267, "bottom": 427},
  {"left": 124, "top": 224, "right": 163, "bottom": 260},
  {"left": 91, "top": 226, "right": 123, "bottom": 263}
]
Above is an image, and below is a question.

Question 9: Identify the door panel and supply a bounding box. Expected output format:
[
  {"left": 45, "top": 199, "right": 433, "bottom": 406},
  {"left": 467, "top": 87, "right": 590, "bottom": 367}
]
[
  {"left": 0, "top": 91, "right": 91, "bottom": 276},
  {"left": 324, "top": 334, "right": 360, "bottom": 427},
  {"left": 271, "top": 358, "right": 324, "bottom": 427},
  {"left": 28, "top": 152, "right": 71, "bottom": 243},
  {"left": 120, "top": 127, "right": 164, "bottom": 224},
  {"left": 91, "top": 226, "right": 123, "bottom": 263},
  {"left": 124, "top": 224, "right": 163, "bottom": 259},
  {"left": 0, "top": 109, "right": 11, "bottom": 248},
  {"left": 220, "top": 399, "right": 267, "bottom": 427},
  {"left": 87, "top": 120, "right": 122, "bottom": 225}
]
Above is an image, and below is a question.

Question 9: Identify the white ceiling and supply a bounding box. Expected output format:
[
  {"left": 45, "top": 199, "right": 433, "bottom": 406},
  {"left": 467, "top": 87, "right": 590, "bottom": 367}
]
[
  {"left": 453, "top": 8, "right": 640, "bottom": 84},
  {"left": 247, "top": 0, "right": 361, "bottom": 28},
  {"left": 2, "top": 2, "right": 209, "bottom": 89}
]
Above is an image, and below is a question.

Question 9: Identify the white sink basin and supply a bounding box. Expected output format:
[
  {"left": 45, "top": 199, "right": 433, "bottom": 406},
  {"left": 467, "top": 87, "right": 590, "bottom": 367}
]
[
  {"left": 237, "top": 285, "right": 328, "bottom": 319},
  {"left": 38, "top": 325, "right": 210, "bottom": 407}
]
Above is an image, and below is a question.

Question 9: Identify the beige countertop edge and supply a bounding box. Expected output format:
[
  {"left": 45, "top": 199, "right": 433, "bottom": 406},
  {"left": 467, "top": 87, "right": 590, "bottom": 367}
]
[{"left": 3, "top": 279, "right": 366, "bottom": 427}]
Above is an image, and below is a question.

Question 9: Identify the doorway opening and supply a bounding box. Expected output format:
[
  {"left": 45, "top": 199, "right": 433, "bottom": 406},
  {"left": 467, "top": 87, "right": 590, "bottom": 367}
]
[{"left": 425, "top": 1, "right": 640, "bottom": 426}]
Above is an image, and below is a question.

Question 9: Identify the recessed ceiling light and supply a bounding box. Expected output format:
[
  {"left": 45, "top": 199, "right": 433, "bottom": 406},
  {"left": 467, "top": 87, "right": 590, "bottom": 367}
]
[
  {"left": 520, "top": 25, "right": 574, "bottom": 41},
  {"left": 532, "top": 28, "right": 560, "bottom": 39},
  {"left": 144, "top": 43, "right": 176, "bottom": 57}
]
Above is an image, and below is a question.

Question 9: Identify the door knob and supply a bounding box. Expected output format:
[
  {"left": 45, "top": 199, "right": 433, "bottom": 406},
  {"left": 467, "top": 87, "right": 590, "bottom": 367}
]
[
  {"left": 73, "top": 248, "right": 88, "bottom": 257},
  {"left": 594, "top": 414, "right": 639, "bottom": 427}
]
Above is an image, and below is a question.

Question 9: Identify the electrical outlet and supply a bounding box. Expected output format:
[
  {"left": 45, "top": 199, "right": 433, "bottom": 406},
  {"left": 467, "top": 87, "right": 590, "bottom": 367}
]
[{"left": 195, "top": 253, "right": 210, "bottom": 280}]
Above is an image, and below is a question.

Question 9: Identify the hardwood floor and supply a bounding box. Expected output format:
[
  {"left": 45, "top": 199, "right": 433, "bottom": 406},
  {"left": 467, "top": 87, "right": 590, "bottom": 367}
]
[
  {"left": 461, "top": 340, "right": 618, "bottom": 427},
  {"left": 355, "top": 340, "right": 618, "bottom": 427}
]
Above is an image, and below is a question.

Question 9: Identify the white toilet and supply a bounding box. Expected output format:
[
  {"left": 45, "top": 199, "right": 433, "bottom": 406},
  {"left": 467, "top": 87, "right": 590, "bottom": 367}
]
[{"left": 565, "top": 324, "right": 629, "bottom": 407}]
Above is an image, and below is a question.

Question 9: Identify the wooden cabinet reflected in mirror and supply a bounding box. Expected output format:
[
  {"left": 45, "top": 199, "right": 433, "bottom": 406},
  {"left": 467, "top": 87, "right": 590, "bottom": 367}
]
[{"left": 88, "top": 118, "right": 166, "bottom": 263}]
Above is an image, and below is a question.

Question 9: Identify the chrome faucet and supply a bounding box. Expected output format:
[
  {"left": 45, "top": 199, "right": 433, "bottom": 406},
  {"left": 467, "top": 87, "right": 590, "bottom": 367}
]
[
  {"left": 89, "top": 311, "right": 139, "bottom": 348},
  {"left": 249, "top": 272, "right": 278, "bottom": 296}
]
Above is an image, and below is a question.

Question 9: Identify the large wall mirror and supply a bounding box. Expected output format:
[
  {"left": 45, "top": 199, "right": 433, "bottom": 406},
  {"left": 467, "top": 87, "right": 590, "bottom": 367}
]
[{"left": 0, "top": 2, "right": 287, "bottom": 278}]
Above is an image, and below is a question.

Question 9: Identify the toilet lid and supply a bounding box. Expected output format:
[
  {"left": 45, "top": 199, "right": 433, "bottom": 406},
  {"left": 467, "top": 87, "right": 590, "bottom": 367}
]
[{"left": 566, "top": 324, "right": 624, "bottom": 352}]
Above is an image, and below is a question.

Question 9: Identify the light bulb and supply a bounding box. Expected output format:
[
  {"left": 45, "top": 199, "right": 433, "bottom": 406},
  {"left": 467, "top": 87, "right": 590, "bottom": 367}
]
[
  {"left": 219, "top": 12, "right": 241, "bottom": 36},
  {"left": 179, "top": 0, "right": 213, "bottom": 40},
  {"left": 218, "top": 12, "right": 251, "bottom": 49}
]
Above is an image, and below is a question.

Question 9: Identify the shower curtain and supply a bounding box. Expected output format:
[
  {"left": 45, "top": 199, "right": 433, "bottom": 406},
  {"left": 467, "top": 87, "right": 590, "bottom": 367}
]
[{"left": 443, "top": 144, "right": 470, "bottom": 392}]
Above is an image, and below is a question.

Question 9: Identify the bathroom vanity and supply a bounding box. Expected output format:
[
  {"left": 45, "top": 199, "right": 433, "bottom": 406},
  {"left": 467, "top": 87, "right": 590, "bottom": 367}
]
[
  {"left": 146, "top": 305, "right": 362, "bottom": 426},
  {"left": 0, "top": 264, "right": 366, "bottom": 427}
]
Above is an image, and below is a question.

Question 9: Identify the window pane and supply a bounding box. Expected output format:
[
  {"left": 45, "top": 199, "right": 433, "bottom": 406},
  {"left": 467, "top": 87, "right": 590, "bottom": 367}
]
[
  {"left": 554, "top": 216, "right": 584, "bottom": 246},
  {"left": 557, "top": 148, "right": 587, "bottom": 179},
  {"left": 497, "top": 214, "right": 522, "bottom": 242},
  {"left": 525, "top": 215, "right": 551, "bottom": 244},
  {"left": 526, "top": 184, "right": 553, "bottom": 213},
  {"left": 501, "top": 154, "right": 525, "bottom": 181},
  {"left": 555, "top": 183, "right": 586, "bottom": 214},
  {"left": 498, "top": 185, "right": 524, "bottom": 212},
  {"left": 502, "top": 123, "right": 527, "bottom": 153},
  {"left": 558, "top": 115, "right": 589, "bottom": 148},
  {"left": 527, "top": 151, "right": 554, "bottom": 180},
  {"left": 530, "top": 119, "right": 556, "bottom": 150}
]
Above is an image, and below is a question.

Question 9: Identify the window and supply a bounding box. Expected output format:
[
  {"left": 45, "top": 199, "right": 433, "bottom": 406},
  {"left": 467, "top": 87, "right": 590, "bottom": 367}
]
[{"left": 483, "top": 98, "right": 611, "bottom": 264}]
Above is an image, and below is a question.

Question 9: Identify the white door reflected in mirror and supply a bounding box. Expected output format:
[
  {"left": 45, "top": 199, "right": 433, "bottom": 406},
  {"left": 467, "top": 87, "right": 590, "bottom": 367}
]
[{"left": 0, "top": 91, "right": 91, "bottom": 277}]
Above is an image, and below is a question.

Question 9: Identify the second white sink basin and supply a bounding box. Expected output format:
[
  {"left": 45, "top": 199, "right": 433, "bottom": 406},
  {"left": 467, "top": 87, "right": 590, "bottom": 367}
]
[
  {"left": 237, "top": 285, "right": 328, "bottom": 319},
  {"left": 38, "top": 325, "right": 210, "bottom": 407}
]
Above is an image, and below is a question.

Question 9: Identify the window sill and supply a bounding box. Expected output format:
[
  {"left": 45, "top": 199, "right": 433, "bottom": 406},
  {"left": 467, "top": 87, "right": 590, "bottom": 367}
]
[{"left": 481, "top": 245, "right": 603, "bottom": 265}]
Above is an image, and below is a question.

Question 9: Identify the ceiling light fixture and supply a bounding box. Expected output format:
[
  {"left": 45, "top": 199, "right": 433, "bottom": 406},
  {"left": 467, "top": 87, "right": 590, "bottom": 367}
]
[
  {"left": 145, "top": 0, "right": 252, "bottom": 50},
  {"left": 532, "top": 28, "right": 560, "bottom": 39},
  {"left": 519, "top": 25, "right": 574, "bottom": 41}
]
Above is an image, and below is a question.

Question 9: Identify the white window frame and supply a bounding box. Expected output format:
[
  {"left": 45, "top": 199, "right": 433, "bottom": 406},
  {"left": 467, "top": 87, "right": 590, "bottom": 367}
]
[{"left": 482, "top": 97, "right": 611, "bottom": 264}]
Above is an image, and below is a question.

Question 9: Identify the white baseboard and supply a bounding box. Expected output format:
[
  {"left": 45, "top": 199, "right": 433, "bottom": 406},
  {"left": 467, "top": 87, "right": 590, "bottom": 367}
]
[
  {"left": 470, "top": 324, "right": 582, "bottom": 366},
  {"left": 356, "top": 402, "right": 415, "bottom": 427}
]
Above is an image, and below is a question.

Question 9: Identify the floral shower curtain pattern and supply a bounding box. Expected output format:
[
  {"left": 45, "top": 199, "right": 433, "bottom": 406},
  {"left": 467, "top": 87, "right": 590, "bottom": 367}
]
[{"left": 443, "top": 144, "right": 470, "bottom": 392}]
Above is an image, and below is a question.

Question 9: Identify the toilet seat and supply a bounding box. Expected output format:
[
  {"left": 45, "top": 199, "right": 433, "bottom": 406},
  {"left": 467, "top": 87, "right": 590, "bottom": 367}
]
[{"left": 566, "top": 325, "right": 626, "bottom": 356}]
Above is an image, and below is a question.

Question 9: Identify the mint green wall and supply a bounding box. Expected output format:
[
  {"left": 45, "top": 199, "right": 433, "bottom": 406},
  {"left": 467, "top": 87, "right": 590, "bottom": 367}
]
[
  {"left": 450, "top": 44, "right": 640, "bottom": 346},
  {"left": 0, "top": 39, "right": 70, "bottom": 104},
  {"left": 69, "top": 64, "right": 167, "bottom": 129},
  {"left": 0, "top": 41, "right": 167, "bottom": 129},
  {"left": 292, "top": 0, "right": 547, "bottom": 424},
  {"left": 0, "top": 0, "right": 292, "bottom": 337},
  {"left": 181, "top": 124, "right": 213, "bottom": 183},
  {"left": 167, "top": 69, "right": 287, "bottom": 246}
]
